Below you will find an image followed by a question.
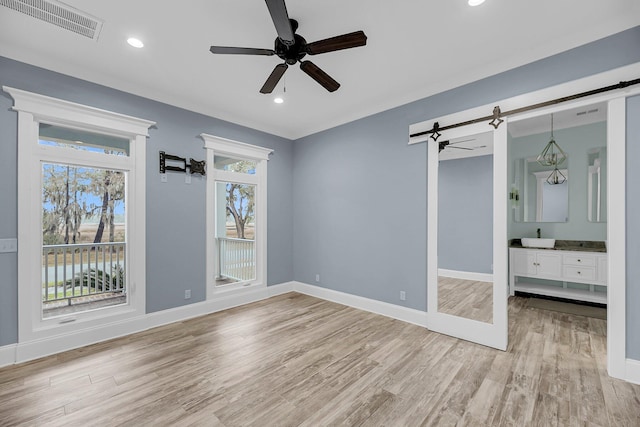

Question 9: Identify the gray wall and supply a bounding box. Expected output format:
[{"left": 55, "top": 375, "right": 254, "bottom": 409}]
[
  {"left": 1, "top": 26, "right": 639, "bottom": 359},
  {"left": 293, "top": 113, "right": 427, "bottom": 310},
  {"left": 439, "top": 155, "right": 493, "bottom": 274},
  {"left": 626, "top": 95, "right": 640, "bottom": 360},
  {"left": 509, "top": 122, "right": 608, "bottom": 241},
  {"left": 0, "top": 57, "right": 294, "bottom": 345},
  {"left": 293, "top": 25, "right": 640, "bottom": 325}
]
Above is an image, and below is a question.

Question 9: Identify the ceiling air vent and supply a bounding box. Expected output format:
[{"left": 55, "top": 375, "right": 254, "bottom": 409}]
[{"left": 1, "top": 0, "right": 103, "bottom": 40}]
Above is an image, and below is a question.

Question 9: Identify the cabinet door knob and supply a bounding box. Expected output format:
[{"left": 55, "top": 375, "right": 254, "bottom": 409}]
[
  {"left": 578, "top": 259, "right": 581, "bottom": 262},
  {"left": 577, "top": 271, "right": 581, "bottom": 274}
]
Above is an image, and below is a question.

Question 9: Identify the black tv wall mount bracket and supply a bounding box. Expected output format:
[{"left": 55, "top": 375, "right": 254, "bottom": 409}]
[{"left": 159, "top": 151, "right": 206, "bottom": 176}]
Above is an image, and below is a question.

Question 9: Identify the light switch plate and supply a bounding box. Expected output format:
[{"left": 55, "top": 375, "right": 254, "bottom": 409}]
[{"left": 0, "top": 238, "right": 18, "bottom": 253}]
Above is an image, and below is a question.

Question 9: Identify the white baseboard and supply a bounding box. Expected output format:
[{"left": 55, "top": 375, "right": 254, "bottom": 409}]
[
  {"left": 292, "top": 281, "right": 429, "bottom": 328},
  {"left": 0, "top": 344, "right": 16, "bottom": 367},
  {"left": 6, "top": 282, "right": 294, "bottom": 367},
  {"left": 438, "top": 269, "right": 493, "bottom": 282},
  {"left": 4, "top": 279, "right": 639, "bottom": 386},
  {"left": 625, "top": 358, "right": 640, "bottom": 385}
]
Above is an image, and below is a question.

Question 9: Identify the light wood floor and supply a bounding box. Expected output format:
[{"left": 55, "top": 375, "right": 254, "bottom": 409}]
[
  {"left": 438, "top": 277, "right": 493, "bottom": 324},
  {"left": 1, "top": 293, "right": 638, "bottom": 426}
]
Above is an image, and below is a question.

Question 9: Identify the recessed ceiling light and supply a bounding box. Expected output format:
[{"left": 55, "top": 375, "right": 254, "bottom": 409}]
[
  {"left": 468, "top": 0, "right": 486, "bottom": 6},
  {"left": 274, "top": 97, "right": 284, "bottom": 104},
  {"left": 127, "top": 37, "right": 144, "bottom": 48}
]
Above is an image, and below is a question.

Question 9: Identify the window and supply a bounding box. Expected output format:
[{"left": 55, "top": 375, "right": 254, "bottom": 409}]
[
  {"left": 202, "top": 134, "right": 271, "bottom": 296},
  {"left": 41, "top": 161, "right": 127, "bottom": 319},
  {"left": 5, "top": 87, "right": 154, "bottom": 342},
  {"left": 215, "top": 181, "right": 257, "bottom": 285}
]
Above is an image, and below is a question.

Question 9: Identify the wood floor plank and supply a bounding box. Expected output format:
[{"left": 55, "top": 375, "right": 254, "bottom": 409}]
[{"left": 0, "top": 292, "right": 639, "bottom": 426}]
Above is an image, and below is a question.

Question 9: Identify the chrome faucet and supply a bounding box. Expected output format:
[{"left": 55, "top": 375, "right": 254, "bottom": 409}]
[{"left": 537, "top": 228, "right": 541, "bottom": 238}]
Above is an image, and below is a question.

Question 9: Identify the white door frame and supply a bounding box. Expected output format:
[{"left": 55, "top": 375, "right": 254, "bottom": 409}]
[
  {"left": 505, "top": 92, "right": 632, "bottom": 380},
  {"left": 411, "top": 62, "right": 640, "bottom": 380}
]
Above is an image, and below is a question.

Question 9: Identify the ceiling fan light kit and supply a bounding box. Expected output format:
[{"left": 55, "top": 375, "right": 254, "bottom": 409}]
[{"left": 209, "top": 0, "right": 367, "bottom": 94}]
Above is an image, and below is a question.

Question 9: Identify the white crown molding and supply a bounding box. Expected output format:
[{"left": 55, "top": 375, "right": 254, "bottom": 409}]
[
  {"left": 201, "top": 133, "right": 273, "bottom": 160},
  {"left": 2, "top": 86, "right": 156, "bottom": 137}
]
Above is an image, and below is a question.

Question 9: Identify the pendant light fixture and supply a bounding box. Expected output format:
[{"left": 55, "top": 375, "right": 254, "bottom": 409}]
[
  {"left": 537, "top": 113, "right": 566, "bottom": 167},
  {"left": 546, "top": 167, "right": 566, "bottom": 185}
]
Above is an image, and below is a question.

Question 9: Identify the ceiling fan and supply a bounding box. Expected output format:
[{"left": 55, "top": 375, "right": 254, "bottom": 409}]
[{"left": 209, "top": 0, "right": 367, "bottom": 94}]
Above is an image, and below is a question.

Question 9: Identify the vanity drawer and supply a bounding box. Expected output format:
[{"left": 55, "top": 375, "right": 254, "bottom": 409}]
[
  {"left": 563, "top": 266, "right": 596, "bottom": 281},
  {"left": 562, "top": 254, "right": 596, "bottom": 267}
]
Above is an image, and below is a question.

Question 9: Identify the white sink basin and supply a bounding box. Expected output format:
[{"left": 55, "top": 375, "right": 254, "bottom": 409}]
[{"left": 521, "top": 238, "right": 556, "bottom": 249}]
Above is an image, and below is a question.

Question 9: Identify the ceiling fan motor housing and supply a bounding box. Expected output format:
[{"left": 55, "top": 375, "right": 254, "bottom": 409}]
[{"left": 275, "top": 25, "right": 307, "bottom": 64}]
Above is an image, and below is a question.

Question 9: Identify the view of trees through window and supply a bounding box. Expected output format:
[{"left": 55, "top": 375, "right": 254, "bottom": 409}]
[
  {"left": 42, "top": 163, "right": 125, "bottom": 245},
  {"left": 40, "top": 139, "right": 128, "bottom": 317},
  {"left": 223, "top": 160, "right": 255, "bottom": 240},
  {"left": 215, "top": 159, "right": 257, "bottom": 285}
]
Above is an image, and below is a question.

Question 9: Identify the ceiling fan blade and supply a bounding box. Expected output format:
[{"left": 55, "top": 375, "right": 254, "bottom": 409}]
[
  {"left": 449, "top": 138, "right": 475, "bottom": 145},
  {"left": 299, "top": 61, "right": 340, "bottom": 92},
  {"left": 449, "top": 146, "right": 473, "bottom": 150},
  {"left": 306, "top": 31, "right": 368, "bottom": 55},
  {"left": 264, "top": 0, "right": 295, "bottom": 45},
  {"left": 210, "top": 46, "right": 275, "bottom": 56},
  {"left": 260, "top": 63, "right": 288, "bottom": 94}
]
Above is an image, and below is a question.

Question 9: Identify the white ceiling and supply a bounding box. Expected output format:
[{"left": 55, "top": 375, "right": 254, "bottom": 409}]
[
  {"left": 508, "top": 101, "right": 607, "bottom": 137},
  {"left": 1, "top": 0, "right": 638, "bottom": 140}
]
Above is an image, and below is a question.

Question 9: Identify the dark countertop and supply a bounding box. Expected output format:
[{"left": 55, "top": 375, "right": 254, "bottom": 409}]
[{"left": 509, "top": 239, "right": 607, "bottom": 253}]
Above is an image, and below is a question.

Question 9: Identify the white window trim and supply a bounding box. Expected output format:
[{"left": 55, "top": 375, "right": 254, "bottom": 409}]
[
  {"left": 4, "top": 86, "right": 155, "bottom": 343},
  {"left": 201, "top": 134, "right": 272, "bottom": 299}
]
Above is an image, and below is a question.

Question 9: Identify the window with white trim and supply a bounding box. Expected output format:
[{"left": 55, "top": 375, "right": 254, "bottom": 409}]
[
  {"left": 4, "top": 87, "right": 154, "bottom": 342},
  {"left": 201, "top": 134, "right": 271, "bottom": 297}
]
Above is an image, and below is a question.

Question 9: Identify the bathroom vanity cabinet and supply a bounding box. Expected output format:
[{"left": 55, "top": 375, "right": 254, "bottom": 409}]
[{"left": 509, "top": 247, "right": 607, "bottom": 304}]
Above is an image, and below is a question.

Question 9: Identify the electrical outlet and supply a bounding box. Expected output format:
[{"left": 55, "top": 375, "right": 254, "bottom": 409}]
[
  {"left": 184, "top": 289, "right": 191, "bottom": 299},
  {"left": 400, "top": 291, "right": 406, "bottom": 301},
  {"left": 0, "top": 238, "right": 17, "bottom": 253},
  {"left": 315, "top": 274, "right": 320, "bottom": 282},
  {"left": 161, "top": 174, "right": 168, "bottom": 183},
  {"left": 185, "top": 174, "right": 191, "bottom": 184}
]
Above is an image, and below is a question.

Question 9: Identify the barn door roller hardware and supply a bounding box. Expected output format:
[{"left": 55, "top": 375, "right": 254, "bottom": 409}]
[
  {"left": 410, "top": 77, "right": 640, "bottom": 142},
  {"left": 159, "top": 151, "right": 206, "bottom": 175}
]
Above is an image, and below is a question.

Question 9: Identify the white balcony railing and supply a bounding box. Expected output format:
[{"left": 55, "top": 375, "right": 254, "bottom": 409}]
[
  {"left": 216, "top": 237, "right": 255, "bottom": 282},
  {"left": 42, "top": 242, "right": 126, "bottom": 305}
]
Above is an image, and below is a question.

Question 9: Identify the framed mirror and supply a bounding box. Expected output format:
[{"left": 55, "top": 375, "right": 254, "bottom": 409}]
[
  {"left": 427, "top": 122, "right": 508, "bottom": 351},
  {"left": 512, "top": 157, "right": 569, "bottom": 222}
]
